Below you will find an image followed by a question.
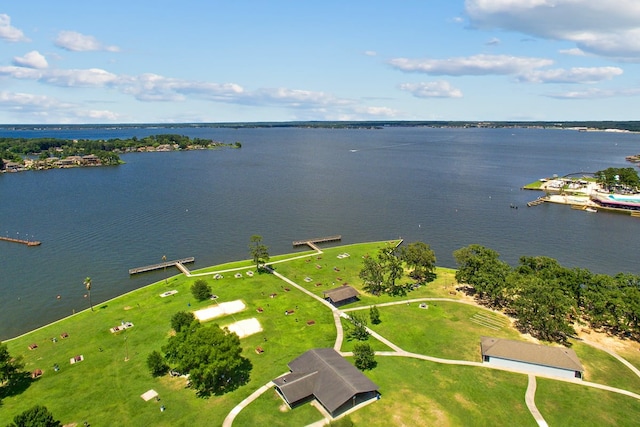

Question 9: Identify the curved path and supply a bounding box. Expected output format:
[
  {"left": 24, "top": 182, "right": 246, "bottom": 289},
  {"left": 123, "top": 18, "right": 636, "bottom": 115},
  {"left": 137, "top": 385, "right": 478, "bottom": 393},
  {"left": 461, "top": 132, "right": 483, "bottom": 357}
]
[{"left": 219, "top": 250, "right": 640, "bottom": 426}]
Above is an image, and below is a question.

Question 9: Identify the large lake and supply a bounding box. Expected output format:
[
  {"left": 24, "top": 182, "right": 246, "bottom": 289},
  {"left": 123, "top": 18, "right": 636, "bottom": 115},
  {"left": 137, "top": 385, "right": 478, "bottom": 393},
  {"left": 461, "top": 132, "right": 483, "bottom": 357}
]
[{"left": 2, "top": 126, "right": 640, "bottom": 340}]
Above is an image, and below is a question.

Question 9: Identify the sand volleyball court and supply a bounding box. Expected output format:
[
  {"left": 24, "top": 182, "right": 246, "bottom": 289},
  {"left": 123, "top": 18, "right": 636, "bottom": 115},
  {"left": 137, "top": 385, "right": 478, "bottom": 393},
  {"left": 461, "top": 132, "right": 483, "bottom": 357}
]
[
  {"left": 224, "top": 318, "right": 262, "bottom": 338},
  {"left": 194, "top": 300, "right": 245, "bottom": 321}
]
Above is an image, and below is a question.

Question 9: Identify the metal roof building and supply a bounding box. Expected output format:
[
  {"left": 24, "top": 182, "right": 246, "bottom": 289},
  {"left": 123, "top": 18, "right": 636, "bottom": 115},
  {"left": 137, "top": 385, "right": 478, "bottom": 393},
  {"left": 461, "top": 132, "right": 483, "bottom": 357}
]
[{"left": 322, "top": 285, "right": 359, "bottom": 306}]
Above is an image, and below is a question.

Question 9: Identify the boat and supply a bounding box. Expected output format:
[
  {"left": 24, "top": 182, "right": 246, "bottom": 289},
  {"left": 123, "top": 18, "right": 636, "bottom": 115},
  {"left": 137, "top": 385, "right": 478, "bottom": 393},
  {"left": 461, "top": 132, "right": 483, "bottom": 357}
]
[{"left": 585, "top": 207, "right": 597, "bottom": 213}]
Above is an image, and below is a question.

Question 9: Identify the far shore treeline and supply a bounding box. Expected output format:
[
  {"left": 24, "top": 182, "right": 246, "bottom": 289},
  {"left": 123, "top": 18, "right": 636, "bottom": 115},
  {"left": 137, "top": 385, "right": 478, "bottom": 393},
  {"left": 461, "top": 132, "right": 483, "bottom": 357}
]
[{"left": 0, "top": 134, "right": 241, "bottom": 171}]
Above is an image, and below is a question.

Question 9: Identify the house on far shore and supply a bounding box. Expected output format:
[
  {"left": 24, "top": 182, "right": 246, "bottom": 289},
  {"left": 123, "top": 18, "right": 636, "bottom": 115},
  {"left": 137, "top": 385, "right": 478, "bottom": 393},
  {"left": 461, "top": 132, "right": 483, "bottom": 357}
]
[
  {"left": 273, "top": 348, "right": 379, "bottom": 418},
  {"left": 323, "top": 285, "right": 359, "bottom": 307},
  {"left": 480, "top": 336, "right": 584, "bottom": 380}
]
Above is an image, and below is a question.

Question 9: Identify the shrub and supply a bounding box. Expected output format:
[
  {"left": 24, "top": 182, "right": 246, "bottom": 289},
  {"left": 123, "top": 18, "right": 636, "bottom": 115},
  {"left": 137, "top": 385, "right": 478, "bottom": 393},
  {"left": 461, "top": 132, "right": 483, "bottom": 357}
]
[
  {"left": 191, "top": 279, "right": 211, "bottom": 301},
  {"left": 353, "top": 343, "right": 376, "bottom": 370},
  {"left": 147, "top": 350, "right": 169, "bottom": 377}
]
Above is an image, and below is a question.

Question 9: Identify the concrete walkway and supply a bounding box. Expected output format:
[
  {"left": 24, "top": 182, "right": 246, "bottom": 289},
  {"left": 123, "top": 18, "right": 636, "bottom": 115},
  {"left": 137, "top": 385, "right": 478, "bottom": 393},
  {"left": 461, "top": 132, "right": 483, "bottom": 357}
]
[
  {"left": 525, "top": 374, "right": 549, "bottom": 427},
  {"left": 222, "top": 381, "right": 275, "bottom": 427}
]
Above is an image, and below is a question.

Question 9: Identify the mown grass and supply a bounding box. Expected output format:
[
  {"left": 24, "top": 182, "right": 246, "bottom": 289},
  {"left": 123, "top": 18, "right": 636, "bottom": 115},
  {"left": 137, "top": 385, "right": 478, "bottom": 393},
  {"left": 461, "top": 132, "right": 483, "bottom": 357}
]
[
  {"left": 1, "top": 240, "right": 639, "bottom": 426},
  {"left": 571, "top": 341, "right": 640, "bottom": 393},
  {"left": 536, "top": 378, "right": 640, "bottom": 427}
]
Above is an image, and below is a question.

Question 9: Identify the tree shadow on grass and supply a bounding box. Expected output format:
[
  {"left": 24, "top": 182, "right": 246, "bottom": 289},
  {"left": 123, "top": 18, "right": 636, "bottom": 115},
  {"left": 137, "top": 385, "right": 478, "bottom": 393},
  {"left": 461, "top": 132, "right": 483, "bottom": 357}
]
[{"left": 0, "top": 372, "right": 34, "bottom": 404}]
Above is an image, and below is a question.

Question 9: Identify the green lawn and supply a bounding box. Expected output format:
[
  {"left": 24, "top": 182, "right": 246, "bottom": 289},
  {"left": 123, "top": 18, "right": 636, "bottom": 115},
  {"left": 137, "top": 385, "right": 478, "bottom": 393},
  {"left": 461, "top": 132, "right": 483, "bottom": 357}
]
[
  {"left": 364, "top": 302, "right": 521, "bottom": 361},
  {"left": 1, "top": 240, "right": 639, "bottom": 426},
  {"left": 536, "top": 378, "right": 640, "bottom": 426}
]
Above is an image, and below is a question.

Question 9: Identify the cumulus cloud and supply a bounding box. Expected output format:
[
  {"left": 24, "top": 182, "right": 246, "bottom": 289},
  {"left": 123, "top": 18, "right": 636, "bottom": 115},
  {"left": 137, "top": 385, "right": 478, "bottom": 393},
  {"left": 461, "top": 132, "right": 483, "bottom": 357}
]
[
  {"left": 0, "top": 90, "right": 121, "bottom": 122},
  {"left": 465, "top": 0, "right": 640, "bottom": 59},
  {"left": 0, "top": 14, "right": 29, "bottom": 42},
  {"left": 12, "top": 51, "right": 48, "bottom": 69},
  {"left": 559, "top": 48, "right": 587, "bottom": 56},
  {"left": 364, "top": 50, "right": 377, "bottom": 56},
  {"left": 389, "top": 54, "right": 553, "bottom": 75},
  {"left": 55, "top": 30, "right": 120, "bottom": 52},
  {"left": 399, "top": 81, "right": 463, "bottom": 98},
  {"left": 517, "top": 66, "right": 623, "bottom": 83}
]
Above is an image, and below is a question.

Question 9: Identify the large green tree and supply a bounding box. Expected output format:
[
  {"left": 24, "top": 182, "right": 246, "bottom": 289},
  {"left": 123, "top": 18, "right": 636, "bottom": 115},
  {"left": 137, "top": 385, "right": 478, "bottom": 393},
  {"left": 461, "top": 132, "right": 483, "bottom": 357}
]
[
  {"left": 359, "top": 246, "right": 406, "bottom": 296},
  {"left": 248, "top": 235, "right": 270, "bottom": 271},
  {"left": 510, "top": 275, "right": 575, "bottom": 344},
  {"left": 7, "top": 405, "right": 61, "bottom": 427},
  {"left": 162, "top": 323, "right": 252, "bottom": 395},
  {"left": 399, "top": 241, "right": 437, "bottom": 283},
  {"left": 453, "top": 244, "right": 511, "bottom": 307},
  {"left": 191, "top": 279, "right": 212, "bottom": 301},
  {"left": 0, "top": 342, "right": 23, "bottom": 386}
]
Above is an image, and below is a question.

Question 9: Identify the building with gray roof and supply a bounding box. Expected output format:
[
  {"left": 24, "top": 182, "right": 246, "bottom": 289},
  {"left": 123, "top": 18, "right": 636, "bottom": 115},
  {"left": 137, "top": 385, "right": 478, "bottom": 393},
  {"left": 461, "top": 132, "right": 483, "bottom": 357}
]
[
  {"left": 273, "top": 348, "right": 379, "bottom": 417},
  {"left": 481, "top": 336, "right": 584, "bottom": 379}
]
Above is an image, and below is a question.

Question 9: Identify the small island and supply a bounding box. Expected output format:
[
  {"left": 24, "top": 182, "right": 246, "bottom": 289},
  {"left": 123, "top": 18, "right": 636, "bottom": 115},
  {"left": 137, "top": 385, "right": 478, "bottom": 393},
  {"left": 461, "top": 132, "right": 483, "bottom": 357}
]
[
  {"left": 523, "top": 167, "right": 640, "bottom": 214},
  {"left": 0, "top": 134, "right": 241, "bottom": 173}
]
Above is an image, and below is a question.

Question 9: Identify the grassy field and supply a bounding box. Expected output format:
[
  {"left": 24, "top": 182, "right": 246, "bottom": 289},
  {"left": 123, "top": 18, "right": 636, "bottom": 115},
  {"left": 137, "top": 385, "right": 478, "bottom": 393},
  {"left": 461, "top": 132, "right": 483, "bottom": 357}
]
[{"left": 1, "top": 240, "right": 639, "bottom": 426}]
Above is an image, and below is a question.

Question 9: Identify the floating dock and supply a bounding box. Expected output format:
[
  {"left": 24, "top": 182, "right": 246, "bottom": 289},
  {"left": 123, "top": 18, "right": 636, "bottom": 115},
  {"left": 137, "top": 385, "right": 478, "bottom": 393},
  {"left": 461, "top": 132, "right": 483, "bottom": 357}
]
[
  {"left": 0, "top": 236, "right": 41, "bottom": 246},
  {"left": 292, "top": 235, "right": 342, "bottom": 246},
  {"left": 129, "top": 257, "right": 195, "bottom": 275}
]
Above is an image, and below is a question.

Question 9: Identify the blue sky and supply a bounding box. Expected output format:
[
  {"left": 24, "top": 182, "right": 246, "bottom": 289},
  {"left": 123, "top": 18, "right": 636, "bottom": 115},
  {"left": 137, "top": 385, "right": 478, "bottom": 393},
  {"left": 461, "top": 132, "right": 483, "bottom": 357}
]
[{"left": 1, "top": 1, "right": 640, "bottom": 124}]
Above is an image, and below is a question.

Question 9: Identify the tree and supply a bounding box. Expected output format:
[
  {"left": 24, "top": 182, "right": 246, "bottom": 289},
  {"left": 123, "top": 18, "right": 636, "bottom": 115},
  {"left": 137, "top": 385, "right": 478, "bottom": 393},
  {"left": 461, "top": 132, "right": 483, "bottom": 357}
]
[
  {"left": 399, "top": 241, "right": 437, "bottom": 283},
  {"left": 249, "top": 235, "right": 270, "bottom": 271},
  {"left": 353, "top": 342, "right": 376, "bottom": 370},
  {"left": 7, "top": 405, "right": 61, "bottom": 427},
  {"left": 453, "top": 244, "right": 511, "bottom": 307},
  {"left": 511, "top": 275, "right": 575, "bottom": 344},
  {"left": 0, "top": 342, "right": 23, "bottom": 385},
  {"left": 162, "top": 324, "right": 252, "bottom": 395},
  {"left": 171, "top": 311, "right": 196, "bottom": 333},
  {"left": 359, "top": 246, "right": 407, "bottom": 296},
  {"left": 83, "top": 276, "right": 93, "bottom": 311},
  {"left": 346, "top": 312, "right": 370, "bottom": 341},
  {"left": 369, "top": 305, "right": 381, "bottom": 325},
  {"left": 191, "top": 279, "right": 212, "bottom": 301},
  {"left": 147, "top": 350, "right": 169, "bottom": 377}
]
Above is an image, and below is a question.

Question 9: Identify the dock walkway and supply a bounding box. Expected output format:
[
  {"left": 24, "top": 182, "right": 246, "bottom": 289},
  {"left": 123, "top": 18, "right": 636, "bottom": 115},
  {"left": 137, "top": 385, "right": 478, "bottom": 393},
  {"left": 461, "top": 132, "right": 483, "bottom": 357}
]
[
  {"left": 129, "top": 257, "right": 194, "bottom": 275},
  {"left": 292, "top": 235, "right": 342, "bottom": 247}
]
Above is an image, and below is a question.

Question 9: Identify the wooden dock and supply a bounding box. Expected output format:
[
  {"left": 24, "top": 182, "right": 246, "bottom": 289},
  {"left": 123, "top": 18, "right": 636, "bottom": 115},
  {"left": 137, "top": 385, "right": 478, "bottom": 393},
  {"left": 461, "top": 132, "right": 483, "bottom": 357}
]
[
  {"left": 292, "top": 235, "right": 342, "bottom": 246},
  {"left": 527, "top": 197, "right": 547, "bottom": 207},
  {"left": 129, "top": 257, "right": 194, "bottom": 275},
  {"left": 0, "top": 236, "right": 41, "bottom": 246}
]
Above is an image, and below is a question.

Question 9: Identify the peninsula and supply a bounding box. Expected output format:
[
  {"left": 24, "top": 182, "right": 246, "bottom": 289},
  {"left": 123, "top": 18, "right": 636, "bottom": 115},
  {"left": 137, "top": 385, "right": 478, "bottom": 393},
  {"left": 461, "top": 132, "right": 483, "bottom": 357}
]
[
  {"left": 0, "top": 134, "right": 241, "bottom": 173},
  {"left": 1, "top": 240, "right": 639, "bottom": 426}
]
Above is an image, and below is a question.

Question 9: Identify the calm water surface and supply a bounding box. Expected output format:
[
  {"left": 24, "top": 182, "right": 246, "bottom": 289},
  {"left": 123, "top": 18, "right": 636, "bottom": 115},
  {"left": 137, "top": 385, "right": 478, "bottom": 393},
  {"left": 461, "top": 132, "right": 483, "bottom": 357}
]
[{"left": 2, "top": 127, "right": 640, "bottom": 339}]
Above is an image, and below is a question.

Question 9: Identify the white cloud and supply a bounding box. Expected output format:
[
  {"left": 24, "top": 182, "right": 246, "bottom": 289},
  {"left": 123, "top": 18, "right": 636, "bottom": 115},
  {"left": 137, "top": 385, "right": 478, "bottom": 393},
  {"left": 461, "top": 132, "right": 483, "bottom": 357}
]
[
  {"left": 399, "top": 81, "right": 463, "bottom": 98},
  {"left": 364, "top": 50, "right": 378, "bottom": 57},
  {"left": 0, "top": 91, "right": 73, "bottom": 110},
  {"left": 546, "top": 87, "right": 640, "bottom": 99},
  {"left": 466, "top": 0, "right": 640, "bottom": 59},
  {"left": 559, "top": 48, "right": 587, "bottom": 56},
  {"left": 517, "top": 66, "right": 623, "bottom": 83},
  {"left": 13, "top": 51, "right": 48, "bottom": 69},
  {"left": 0, "top": 14, "right": 29, "bottom": 42},
  {"left": 389, "top": 54, "right": 553, "bottom": 75},
  {"left": 55, "top": 30, "right": 120, "bottom": 52},
  {"left": 43, "top": 68, "right": 119, "bottom": 87}
]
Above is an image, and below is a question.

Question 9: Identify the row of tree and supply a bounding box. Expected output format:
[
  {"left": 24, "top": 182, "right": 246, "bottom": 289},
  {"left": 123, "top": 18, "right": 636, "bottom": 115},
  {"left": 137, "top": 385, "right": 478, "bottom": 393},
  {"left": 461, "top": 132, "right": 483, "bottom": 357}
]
[
  {"left": 453, "top": 244, "right": 640, "bottom": 344},
  {"left": 0, "top": 134, "right": 241, "bottom": 168},
  {"left": 594, "top": 167, "right": 640, "bottom": 191}
]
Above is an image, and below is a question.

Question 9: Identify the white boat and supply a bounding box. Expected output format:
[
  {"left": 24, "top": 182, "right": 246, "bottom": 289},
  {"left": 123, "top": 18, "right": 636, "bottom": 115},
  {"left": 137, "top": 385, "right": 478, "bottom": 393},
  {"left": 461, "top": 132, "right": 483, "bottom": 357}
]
[{"left": 585, "top": 207, "right": 597, "bottom": 213}]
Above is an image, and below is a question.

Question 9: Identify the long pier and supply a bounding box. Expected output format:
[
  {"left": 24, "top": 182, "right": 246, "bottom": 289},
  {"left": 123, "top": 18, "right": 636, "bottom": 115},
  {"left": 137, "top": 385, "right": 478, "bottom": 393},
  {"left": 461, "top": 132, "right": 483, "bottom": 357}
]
[
  {"left": 0, "top": 236, "right": 41, "bottom": 246},
  {"left": 129, "top": 257, "right": 195, "bottom": 275},
  {"left": 292, "top": 235, "right": 342, "bottom": 247}
]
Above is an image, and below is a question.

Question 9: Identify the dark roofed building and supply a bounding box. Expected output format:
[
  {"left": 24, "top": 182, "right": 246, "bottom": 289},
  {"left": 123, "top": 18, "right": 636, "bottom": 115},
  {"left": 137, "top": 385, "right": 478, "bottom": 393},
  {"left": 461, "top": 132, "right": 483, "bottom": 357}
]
[
  {"left": 273, "top": 348, "right": 379, "bottom": 417},
  {"left": 481, "top": 336, "right": 584, "bottom": 379},
  {"left": 323, "top": 285, "right": 359, "bottom": 307}
]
